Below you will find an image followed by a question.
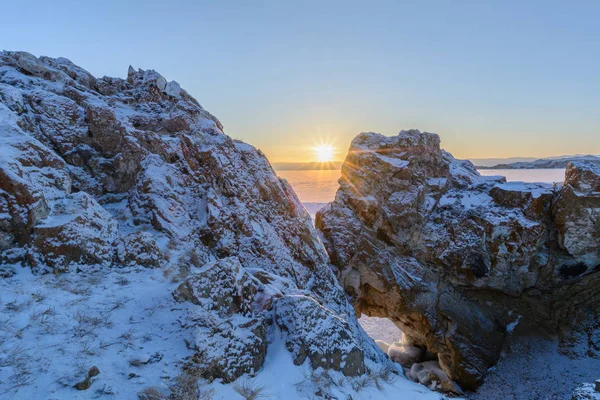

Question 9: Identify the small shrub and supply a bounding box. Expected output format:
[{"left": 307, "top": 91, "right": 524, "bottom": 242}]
[{"left": 350, "top": 375, "right": 373, "bottom": 392}]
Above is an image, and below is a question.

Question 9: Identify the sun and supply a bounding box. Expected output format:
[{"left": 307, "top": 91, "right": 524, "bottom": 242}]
[{"left": 314, "top": 145, "right": 335, "bottom": 162}]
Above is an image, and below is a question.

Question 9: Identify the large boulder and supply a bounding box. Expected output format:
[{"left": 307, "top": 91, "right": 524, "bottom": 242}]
[
  {"left": 31, "top": 192, "right": 118, "bottom": 271},
  {"left": 173, "top": 258, "right": 269, "bottom": 382},
  {"left": 274, "top": 295, "right": 366, "bottom": 376},
  {"left": 317, "top": 130, "right": 600, "bottom": 389},
  {"left": 117, "top": 231, "right": 162, "bottom": 268},
  {"left": 173, "top": 257, "right": 264, "bottom": 317},
  {"left": 572, "top": 381, "right": 600, "bottom": 400},
  {"left": 0, "top": 116, "right": 70, "bottom": 253}
]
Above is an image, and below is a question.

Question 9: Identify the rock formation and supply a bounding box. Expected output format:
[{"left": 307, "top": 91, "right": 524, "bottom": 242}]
[
  {"left": 0, "top": 51, "right": 387, "bottom": 386},
  {"left": 4, "top": 50, "right": 597, "bottom": 396},
  {"left": 317, "top": 130, "right": 600, "bottom": 390}
]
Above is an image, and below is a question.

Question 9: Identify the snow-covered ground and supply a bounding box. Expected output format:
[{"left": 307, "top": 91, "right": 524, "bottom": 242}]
[
  {"left": 0, "top": 265, "right": 192, "bottom": 399},
  {"left": 210, "top": 330, "right": 444, "bottom": 400},
  {"left": 359, "top": 316, "right": 403, "bottom": 345},
  {"left": 0, "top": 264, "right": 447, "bottom": 399},
  {"left": 469, "top": 335, "right": 600, "bottom": 399}
]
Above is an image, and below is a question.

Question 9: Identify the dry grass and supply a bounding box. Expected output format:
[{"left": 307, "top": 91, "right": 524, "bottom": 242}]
[
  {"left": 114, "top": 275, "right": 130, "bottom": 286},
  {"left": 118, "top": 328, "right": 136, "bottom": 348},
  {"left": 368, "top": 363, "right": 397, "bottom": 389},
  {"left": 109, "top": 296, "right": 131, "bottom": 311},
  {"left": 295, "top": 370, "right": 334, "bottom": 398},
  {"left": 169, "top": 369, "right": 214, "bottom": 400},
  {"left": 233, "top": 379, "right": 270, "bottom": 400},
  {"left": 72, "top": 310, "right": 113, "bottom": 338},
  {"left": 0, "top": 344, "right": 38, "bottom": 391},
  {"left": 5, "top": 298, "right": 32, "bottom": 313},
  {"left": 350, "top": 364, "right": 398, "bottom": 392}
]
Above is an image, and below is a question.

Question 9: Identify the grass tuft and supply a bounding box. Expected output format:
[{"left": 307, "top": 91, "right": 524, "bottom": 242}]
[{"left": 233, "top": 379, "right": 270, "bottom": 400}]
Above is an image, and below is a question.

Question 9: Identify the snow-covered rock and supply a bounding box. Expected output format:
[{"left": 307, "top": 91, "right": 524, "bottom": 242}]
[
  {"left": 164, "top": 81, "right": 181, "bottom": 97},
  {"left": 317, "top": 129, "right": 600, "bottom": 390},
  {"left": 31, "top": 192, "right": 118, "bottom": 272},
  {"left": 173, "top": 257, "right": 263, "bottom": 317},
  {"left": 117, "top": 231, "right": 162, "bottom": 268},
  {"left": 554, "top": 161, "right": 600, "bottom": 269},
  {"left": 572, "top": 381, "right": 600, "bottom": 400},
  {"left": 274, "top": 294, "right": 366, "bottom": 376},
  {"left": 0, "top": 51, "right": 390, "bottom": 396},
  {"left": 179, "top": 269, "right": 264, "bottom": 384},
  {"left": 387, "top": 344, "right": 422, "bottom": 367}
]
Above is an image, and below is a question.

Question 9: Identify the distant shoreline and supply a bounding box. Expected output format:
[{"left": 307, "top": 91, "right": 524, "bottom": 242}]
[
  {"left": 273, "top": 155, "right": 600, "bottom": 171},
  {"left": 476, "top": 155, "right": 600, "bottom": 170},
  {"left": 272, "top": 161, "right": 343, "bottom": 171}
]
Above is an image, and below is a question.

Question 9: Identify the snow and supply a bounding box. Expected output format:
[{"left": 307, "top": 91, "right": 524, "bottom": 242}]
[
  {"left": 0, "top": 263, "right": 451, "bottom": 400},
  {"left": 505, "top": 316, "right": 521, "bottom": 333},
  {"left": 303, "top": 202, "right": 328, "bottom": 219},
  {"left": 493, "top": 181, "right": 553, "bottom": 199},
  {"left": 210, "top": 326, "right": 445, "bottom": 400},
  {"left": 165, "top": 81, "right": 181, "bottom": 97},
  {"left": 439, "top": 191, "right": 494, "bottom": 209},
  {"left": 470, "top": 336, "right": 600, "bottom": 400},
  {"left": 0, "top": 264, "right": 193, "bottom": 399},
  {"left": 374, "top": 153, "right": 410, "bottom": 169},
  {"left": 359, "top": 316, "right": 403, "bottom": 344}
]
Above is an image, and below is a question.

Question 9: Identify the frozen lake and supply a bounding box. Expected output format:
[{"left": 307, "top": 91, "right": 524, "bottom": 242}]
[{"left": 278, "top": 168, "right": 566, "bottom": 204}]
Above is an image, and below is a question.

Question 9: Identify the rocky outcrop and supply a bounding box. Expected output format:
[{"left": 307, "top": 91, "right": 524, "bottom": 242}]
[
  {"left": 173, "top": 258, "right": 269, "bottom": 382},
  {"left": 274, "top": 294, "right": 366, "bottom": 376},
  {"left": 317, "top": 130, "right": 600, "bottom": 390},
  {"left": 0, "top": 51, "right": 387, "bottom": 384},
  {"left": 554, "top": 161, "right": 600, "bottom": 269}
]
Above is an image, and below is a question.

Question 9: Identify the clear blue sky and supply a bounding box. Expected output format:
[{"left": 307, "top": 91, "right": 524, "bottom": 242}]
[{"left": 2, "top": 0, "right": 599, "bottom": 162}]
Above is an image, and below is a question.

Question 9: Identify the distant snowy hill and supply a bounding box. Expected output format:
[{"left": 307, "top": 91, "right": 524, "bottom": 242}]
[
  {"left": 469, "top": 157, "right": 540, "bottom": 167},
  {"left": 476, "top": 155, "right": 600, "bottom": 169}
]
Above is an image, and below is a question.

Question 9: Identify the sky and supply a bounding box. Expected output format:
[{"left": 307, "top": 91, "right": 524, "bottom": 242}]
[{"left": 2, "top": 0, "right": 599, "bottom": 162}]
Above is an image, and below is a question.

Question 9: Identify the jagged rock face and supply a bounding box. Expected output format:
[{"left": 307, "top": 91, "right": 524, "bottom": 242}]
[
  {"left": 0, "top": 51, "right": 387, "bottom": 382},
  {"left": 554, "top": 161, "right": 600, "bottom": 270},
  {"left": 317, "top": 130, "right": 600, "bottom": 389}
]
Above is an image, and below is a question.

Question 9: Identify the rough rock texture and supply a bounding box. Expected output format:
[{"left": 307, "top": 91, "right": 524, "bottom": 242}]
[
  {"left": 274, "top": 294, "right": 366, "bottom": 376},
  {"left": 0, "top": 51, "right": 387, "bottom": 383},
  {"left": 172, "top": 257, "right": 269, "bottom": 381},
  {"left": 554, "top": 161, "right": 600, "bottom": 269},
  {"left": 572, "top": 382, "right": 600, "bottom": 400},
  {"left": 31, "top": 192, "right": 118, "bottom": 271},
  {"left": 117, "top": 231, "right": 162, "bottom": 268},
  {"left": 317, "top": 130, "right": 600, "bottom": 389}
]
